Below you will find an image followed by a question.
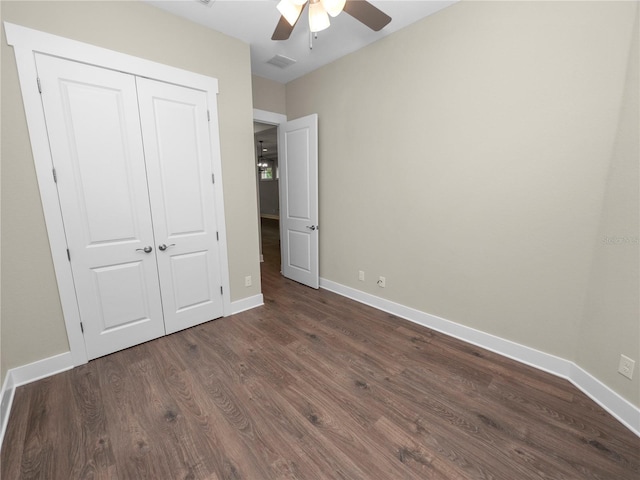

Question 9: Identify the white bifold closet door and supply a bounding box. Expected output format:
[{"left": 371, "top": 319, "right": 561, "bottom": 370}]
[{"left": 36, "top": 54, "right": 224, "bottom": 360}]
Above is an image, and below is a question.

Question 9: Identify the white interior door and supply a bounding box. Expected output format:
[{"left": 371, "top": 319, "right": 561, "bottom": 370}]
[
  {"left": 279, "top": 114, "right": 319, "bottom": 289},
  {"left": 35, "top": 54, "right": 166, "bottom": 360},
  {"left": 136, "top": 77, "right": 224, "bottom": 334}
]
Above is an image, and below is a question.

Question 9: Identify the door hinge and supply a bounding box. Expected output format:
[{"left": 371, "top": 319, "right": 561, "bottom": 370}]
[
  {"left": 220, "top": 286, "right": 223, "bottom": 295},
  {"left": 207, "top": 110, "right": 210, "bottom": 122},
  {"left": 80, "top": 322, "right": 84, "bottom": 333},
  {"left": 37, "top": 77, "right": 42, "bottom": 94},
  {"left": 52, "top": 167, "right": 58, "bottom": 183},
  {"left": 211, "top": 173, "right": 215, "bottom": 184},
  {"left": 216, "top": 231, "right": 219, "bottom": 241},
  {"left": 66, "top": 248, "right": 71, "bottom": 261}
]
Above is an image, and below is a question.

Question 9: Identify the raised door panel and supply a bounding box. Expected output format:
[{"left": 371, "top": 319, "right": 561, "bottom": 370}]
[
  {"left": 35, "top": 54, "right": 166, "bottom": 360},
  {"left": 136, "top": 77, "right": 223, "bottom": 334}
]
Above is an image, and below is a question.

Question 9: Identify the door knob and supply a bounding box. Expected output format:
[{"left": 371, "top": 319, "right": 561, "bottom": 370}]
[
  {"left": 306, "top": 225, "right": 317, "bottom": 231},
  {"left": 158, "top": 243, "right": 176, "bottom": 251},
  {"left": 136, "top": 246, "right": 153, "bottom": 253}
]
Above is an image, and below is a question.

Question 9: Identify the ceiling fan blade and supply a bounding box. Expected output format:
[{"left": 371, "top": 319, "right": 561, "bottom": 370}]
[
  {"left": 272, "top": 15, "right": 296, "bottom": 40},
  {"left": 272, "top": 6, "right": 305, "bottom": 41},
  {"left": 343, "top": 0, "right": 391, "bottom": 31}
]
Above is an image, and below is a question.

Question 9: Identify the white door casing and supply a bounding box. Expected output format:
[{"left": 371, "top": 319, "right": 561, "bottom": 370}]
[
  {"left": 136, "top": 77, "right": 224, "bottom": 334},
  {"left": 35, "top": 54, "right": 167, "bottom": 360},
  {"left": 279, "top": 114, "right": 319, "bottom": 289}
]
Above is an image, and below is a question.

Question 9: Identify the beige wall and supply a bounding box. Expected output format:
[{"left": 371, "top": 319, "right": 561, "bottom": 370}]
[
  {"left": 286, "top": 1, "right": 638, "bottom": 405},
  {"left": 577, "top": 13, "right": 639, "bottom": 405},
  {"left": 0, "top": 1, "right": 261, "bottom": 382},
  {"left": 252, "top": 74, "right": 286, "bottom": 115}
]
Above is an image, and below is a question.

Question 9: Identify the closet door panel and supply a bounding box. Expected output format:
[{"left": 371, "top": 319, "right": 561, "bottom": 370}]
[
  {"left": 170, "top": 250, "right": 213, "bottom": 311},
  {"left": 36, "top": 54, "right": 166, "bottom": 360},
  {"left": 136, "top": 77, "right": 223, "bottom": 334}
]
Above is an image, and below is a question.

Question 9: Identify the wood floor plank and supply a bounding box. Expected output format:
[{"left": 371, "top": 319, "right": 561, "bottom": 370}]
[
  {"left": 65, "top": 364, "right": 117, "bottom": 480},
  {"left": 96, "top": 353, "right": 175, "bottom": 479},
  {"left": 1, "top": 386, "right": 32, "bottom": 478},
  {"left": 17, "top": 379, "right": 59, "bottom": 479},
  {"left": 2, "top": 217, "right": 639, "bottom": 479},
  {"left": 230, "top": 377, "right": 329, "bottom": 480}
]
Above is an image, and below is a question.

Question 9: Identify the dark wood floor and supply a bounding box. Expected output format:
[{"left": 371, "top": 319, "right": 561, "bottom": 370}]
[{"left": 2, "top": 217, "right": 639, "bottom": 479}]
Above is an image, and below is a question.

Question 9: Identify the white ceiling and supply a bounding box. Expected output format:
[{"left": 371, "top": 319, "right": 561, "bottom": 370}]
[{"left": 143, "top": 0, "right": 458, "bottom": 83}]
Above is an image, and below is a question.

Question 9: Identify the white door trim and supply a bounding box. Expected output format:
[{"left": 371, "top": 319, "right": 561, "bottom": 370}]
[
  {"left": 253, "top": 109, "right": 287, "bottom": 125},
  {"left": 5, "top": 22, "right": 231, "bottom": 367}
]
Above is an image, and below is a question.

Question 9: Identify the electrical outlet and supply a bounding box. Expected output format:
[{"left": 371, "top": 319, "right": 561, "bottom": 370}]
[
  {"left": 358, "top": 270, "right": 365, "bottom": 282},
  {"left": 244, "top": 275, "right": 252, "bottom": 287},
  {"left": 618, "top": 354, "right": 635, "bottom": 380},
  {"left": 377, "top": 276, "right": 386, "bottom": 288}
]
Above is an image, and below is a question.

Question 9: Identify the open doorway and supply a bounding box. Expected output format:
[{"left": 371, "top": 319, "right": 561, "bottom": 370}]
[{"left": 254, "top": 122, "right": 281, "bottom": 269}]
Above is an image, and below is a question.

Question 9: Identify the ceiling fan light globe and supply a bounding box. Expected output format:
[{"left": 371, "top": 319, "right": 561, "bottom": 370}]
[
  {"left": 320, "top": 0, "right": 346, "bottom": 17},
  {"left": 277, "top": 0, "right": 303, "bottom": 26},
  {"left": 309, "top": 1, "right": 330, "bottom": 32}
]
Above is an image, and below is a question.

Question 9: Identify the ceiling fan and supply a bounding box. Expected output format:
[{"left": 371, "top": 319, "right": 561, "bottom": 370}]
[{"left": 272, "top": 0, "right": 392, "bottom": 41}]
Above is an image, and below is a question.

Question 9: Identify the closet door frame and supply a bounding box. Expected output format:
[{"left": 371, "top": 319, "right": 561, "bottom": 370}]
[{"left": 5, "top": 22, "right": 232, "bottom": 367}]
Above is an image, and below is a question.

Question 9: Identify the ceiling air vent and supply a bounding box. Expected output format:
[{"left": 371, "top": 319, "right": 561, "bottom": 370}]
[
  {"left": 266, "top": 54, "right": 297, "bottom": 69},
  {"left": 196, "top": 0, "right": 214, "bottom": 7}
]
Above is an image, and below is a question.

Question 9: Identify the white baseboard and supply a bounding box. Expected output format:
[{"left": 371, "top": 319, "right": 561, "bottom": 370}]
[
  {"left": 319, "top": 278, "right": 640, "bottom": 437},
  {"left": 0, "top": 351, "right": 74, "bottom": 451},
  {"left": 229, "top": 293, "right": 264, "bottom": 315},
  {"left": 569, "top": 364, "right": 640, "bottom": 436},
  {"left": 9, "top": 351, "right": 74, "bottom": 388}
]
